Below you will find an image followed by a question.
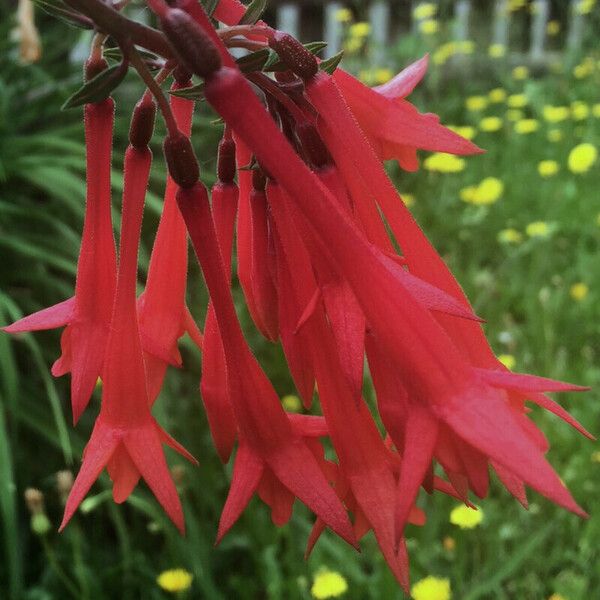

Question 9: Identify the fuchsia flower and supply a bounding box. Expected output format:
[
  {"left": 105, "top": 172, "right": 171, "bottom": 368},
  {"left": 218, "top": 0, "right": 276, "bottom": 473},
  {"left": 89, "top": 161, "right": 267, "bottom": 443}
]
[{"left": 5, "top": 0, "right": 593, "bottom": 591}]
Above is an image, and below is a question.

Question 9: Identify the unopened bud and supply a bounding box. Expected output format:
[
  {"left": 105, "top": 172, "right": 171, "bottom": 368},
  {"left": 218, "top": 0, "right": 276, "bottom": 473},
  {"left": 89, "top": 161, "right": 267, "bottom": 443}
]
[
  {"left": 296, "top": 122, "right": 330, "bottom": 169},
  {"left": 129, "top": 98, "right": 157, "bottom": 149},
  {"left": 269, "top": 32, "right": 318, "bottom": 81},
  {"left": 171, "top": 464, "right": 187, "bottom": 487},
  {"left": 252, "top": 167, "right": 267, "bottom": 192},
  {"left": 164, "top": 131, "right": 199, "bottom": 188},
  {"left": 161, "top": 9, "right": 222, "bottom": 80},
  {"left": 24, "top": 488, "right": 44, "bottom": 515},
  {"left": 31, "top": 513, "right": 52, "bottom": 536},
  {"left": 217, "top": 137, "right": 236, "bottom": 184},
  {"left": 84, "top": 56, "right": 108, "bottom": 82},
  {"left": 56, "top": 470, "right": 74, "bottom": 504}
]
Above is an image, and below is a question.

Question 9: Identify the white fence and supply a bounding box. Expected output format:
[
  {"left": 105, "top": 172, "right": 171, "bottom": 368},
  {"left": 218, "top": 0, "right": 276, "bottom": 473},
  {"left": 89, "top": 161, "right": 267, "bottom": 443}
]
[{"left": 273, "top": 0, "right": 589, "bottom": 61}]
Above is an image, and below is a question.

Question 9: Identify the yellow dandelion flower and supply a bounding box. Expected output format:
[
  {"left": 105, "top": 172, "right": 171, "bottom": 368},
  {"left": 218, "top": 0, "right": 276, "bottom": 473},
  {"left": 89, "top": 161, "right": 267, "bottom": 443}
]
[
  {"left": 446, "top": 125, "right": 476, "bottom": 140},
  {"left": 343, "top": 37, "right": 363, "bottom": 54},
  {"left": 498, "top": 228, "right": 523, "bottom": 244},
  {"left": 401, "top": 193, "right": 415, "bottom": 207},
  {"left": 349, "top": 22, "right": 371, "bottom": 38},
  {"left": 479, "top": 116, "right": 503, "bottom": 132},
  {"left": 570, "top": 283, "right": 589, "bottom": 301},
  {"left": 419, "top": 19, "right": 439, "bottom": 35},
  {"left": 443, "top": 536, "right": 456, "bottom": 551},
  {"left": 526, "top": 221, "right": 550, "bottom": 237},
  {"left": 506, "top": 109, "right": 524, "bottom": 122},
  {"left": 571, "top": 101, "right": 589, "bottom": 121},
  {"left": 282, "top": 394, "right": 302, "bottom": 412},
  {"left": 498, "top": 354, "right": 516, "bottom": 370},
  {"left": 575, "top": 0, "right": 596, "bottom": 15},
  {"left": 413, "top": 3, "right": 437, "bottom": 20},
  {"left": 538, "top": 160, "right": 559, "bottom": 177},
  {"left": 488, "top": 43, "right": 506, "bottom": 58},
  {"left": 591, "top": 451, "right": 600, "bottom": 463},
  {"left": 459, "top": 186, "right": 477, "bottom": 203},
  {"left": 457, "top": 40, "right": 475, "bottom": 54},
  {"left": 465, "top": 96, "right": 488, "bottom": 111},
  {"left": 507, "top": 94, "right": 528, "bottom": 108},
  {"left": 311, "top": 570, "right": 348, "bottom": 599},
  {"left": 543, "top": 105, "right": 570, "bottom": 123},
  {"left": 547, "top": 128, "right": 563, "bottom": 142},
  {"left": 488, "top": 88, "right": 507, "bottom": 103},
  {"left": 514, "top": 118, "right": 539, "bottom": 134},
  {"left": 374, "top": 68, "right": 393, "bottom": 84},
  {"left": 411, "top": 576, "right": 451, "bottom": 600},
  {"left": 568, "top": 143, "right": 597, "bottom": 173},
  {"left": 334, "top": 8, "right": 352, "bottom": 23},
  {"left": 512, "top": 65, "right": 529, "bottom": 80},
  {"left": 450, "top": 504, "right": 484, "bottom": 529},
  {"left": 424, "top": 153, "right": 466, "bottom": 173},
  {"left": 592, "top": 103, "right": 600, "bottom": 118},
  {"left": 573, "top": 62, "right": 593, "bottom": 79},
  {"left": 508, "top": 0, "right": 526, "bottom": 11},
  {"left": 474, "top": 177, "right": 504, "bottom": 204},
  {"left": 547, "top": 20, "right": 560, "bottom": 35},
  {"left": 157, "top": 569, "right": 193, "bottom": 593},
  {"left": 548, "top": 594, "right": 568, "bottom": 600}
]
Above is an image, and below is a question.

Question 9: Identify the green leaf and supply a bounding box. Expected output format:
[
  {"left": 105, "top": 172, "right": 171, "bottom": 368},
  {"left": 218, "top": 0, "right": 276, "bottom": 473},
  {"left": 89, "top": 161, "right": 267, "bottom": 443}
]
[
  {"left": 103, "top": 47, "right": 159, "bottom": 67},
  {"left": 236, "top": 48, "right": 271, "bottom": 73},
  {"left": 32, "top": 0, "right": 92, "bottom": 29},
  {"left": 62, "top": 62, "right": 128, "bottom": 110},
  {"left": 265, "top": 42, "right": 327, "bottom": 72},
  {"left": 319, "top": 50, "right": 344, "bottom": 75},
  {"left": 239, "top": 0, "right": 267, "bottom": 25},
  {"left": 169, "top": 82, "right": 205, "bottom": 100},
  {"left": 201, "top": 0, "right": 219, "bottom": 17},
  {"left": 304, "top": 41, "right": 328, "bottom": 55}
]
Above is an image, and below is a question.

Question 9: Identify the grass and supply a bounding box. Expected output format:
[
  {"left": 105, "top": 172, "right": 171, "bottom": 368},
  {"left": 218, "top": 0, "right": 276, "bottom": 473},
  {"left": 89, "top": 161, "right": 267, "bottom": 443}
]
[{"left": 1, "top": 5, "right": 599, "bottom": 599}]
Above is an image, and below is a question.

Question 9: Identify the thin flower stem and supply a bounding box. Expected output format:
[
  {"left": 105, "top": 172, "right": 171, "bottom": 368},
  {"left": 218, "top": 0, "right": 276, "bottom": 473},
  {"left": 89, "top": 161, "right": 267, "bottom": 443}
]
[
  {"left": 224, "top": 38, "right": 267, "bottom": 52},
  {"left": 246, "top": 72, "right": 309, "bottom": 124},
  {"left": 218, "top": 24, "right": 272, "bottom": 40},
  {"left": 41, "top": 537, "right": 81, "bottom": 599},
  {"left": 129, "top": 47, "right": 179, "bottom": 138}
]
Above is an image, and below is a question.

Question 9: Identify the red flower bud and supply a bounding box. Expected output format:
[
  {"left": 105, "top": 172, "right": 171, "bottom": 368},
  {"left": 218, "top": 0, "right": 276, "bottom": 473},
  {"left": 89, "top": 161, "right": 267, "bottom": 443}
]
[
  {"left": 217, "top": 137, "right": 236, "bottom": 184},
  {"left": 84, "top": 57, "right": 108, "bottom": 82},
  {"left": 163, "top": 131, "right": 199, "bottom": 188},
  {"left": 268, "top": 32, "right": 317, "bottom": 81},
  {"left": 129, "top": 98, "right": 157, "bottom": 149},
  {"left": 161, "top": 8, "right": 222, "bottom": 80},
  {"left": 295, "top": 121, "right": 330, "bottom": 169}
]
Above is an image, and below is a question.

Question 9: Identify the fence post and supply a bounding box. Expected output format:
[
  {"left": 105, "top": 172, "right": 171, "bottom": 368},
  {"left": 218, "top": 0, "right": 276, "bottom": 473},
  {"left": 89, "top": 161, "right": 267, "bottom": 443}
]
[
  {"left": 567, "top": 0, "right": 584, "bottom": 54},
  {"left": 324, "top": 2, "right": 344, "bottom": 58},
  {"left": 530, "top": 0, "right": 549, "bottom": 62},
  {"left": 454, "top": 0, "right": 472, "bottom": 41},
  {"left": 369, "top": 1, "right": 390, "bottom": 64},
  {"left": 276, "top": 2, "right": 301, "bottom": 39},
  {"left": 492, "top": 0, "right": 509, "bottom": 48}
]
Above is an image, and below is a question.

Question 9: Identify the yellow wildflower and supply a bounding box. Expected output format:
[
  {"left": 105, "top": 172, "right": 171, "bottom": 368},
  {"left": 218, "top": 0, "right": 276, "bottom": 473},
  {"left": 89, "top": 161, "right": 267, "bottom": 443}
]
[
  {"left": 498, "top": 228, "right": 523, "bottom": 244},
  {"left": 508, "top": 0, "right": 526, "bottom": 11},
  {"left": 538, "top": 160, "right": 559, "bottom": 177},
  {"left": 282, "top": 394, "right": 302, "bottom": 412},
  {"left": 401, "top": 193, "right": 415, "bottom": 207},
  {"left": 568, "top": 143, "right": 597, "bottom": 173},
  {"left": 423, "top": 153, "right": 466, "bottom": 173},
  {"left": 420, "top": 19, "right": 439, "bottom": 35},
  {"left": 571, "top": 101, "right": 590, "bottom": 121},
  {"left": 465, "top": 96, "right": 488, "bottom": 111},
  {"left": 411, "top": 576, "right": 451, "bottom": 600},
  {"left": 512, "top": 65, "right": 529, "bottom": 80},
  {"left": 457, "top": 40, "right": 475, "bottom": 54},
  {"left": 311, "top": 570, "right": 348, "bottom": 599},
  {"left": 450, "top": 504, "right": 484, "bottom": 529},
  {"left": 570, "top": 283, "right": 589, "bottom": 301},
  {"left": 507, "top": 94, "right": 528, "bottom": 108},
  {"left": 573, "top": 62, "right": 593, "bottom": 79},
  {"left": 575, "top": 0, "right": 596, "bottom": 15},
  {"left": 526, "top": 221, "right": 550, "bottom": 237},
  {"left": 488, "top": 88, "right": 507, "bottom": 103},
  {"left": 459, "top": 186, "right": 477, "bottom": 203},
  {"left": 546, "top": 20, "right": 560, "bottom": 35},
  {"left": 479, "top": 116, "right": 503, "bottom": 132},
  {"left": 413, "top": 3, "right": 437, "bottom": 20},
  {"left": 506, "top": 109, "right": 524, "bottom": 122},
  {"left": 498, "top": 354, "right": 516, "bottom": 370},
  {"left": 461, "top": 178, "right": 503, "bottom": 205},
  {"left": 343, "top": 37, "right": 363, "bottom": 54},
  {"left": 514, "top": 119, "right": 539, "bottom": 134},
  {"left": 446, "top": 125, "right": 476, "bottom": 140},
  {"left": 488, "top": 43, "right": 506, "bottom": 58},
  {"left": 543, "top": 105, "right": 570, "bottom": 123},
  {"left": 591, "top": 451, "right": 600, "bottom": 463},
  {"left": 349, "top": 22, "right": 370, "bottom": 38},
  {"left": 592, "top": 103, "right": 600, "bottom": 118},
  {"left": 547, "top": 129, "right": 563, "bottom": 143},
  {"left": 334, "top": 8, "right": 352, "bottom": 23},
  {"left": 443, "top": 536, "right": 456, "bottom": 551},
  {"left": 548, "top": 594, "right": 568, "bottom": 600},
  {"left": 157, "top": 569, "right": 193, "bottom": 593},
  {"left": 374, "top": 68, "right": 393, "bottom": 84}
]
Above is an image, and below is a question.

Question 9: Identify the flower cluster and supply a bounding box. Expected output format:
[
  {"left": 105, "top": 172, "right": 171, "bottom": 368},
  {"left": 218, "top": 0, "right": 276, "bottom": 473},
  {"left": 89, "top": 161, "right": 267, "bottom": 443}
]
[{"left": 2, "top": 0, "right": 591, "bottom": 591}]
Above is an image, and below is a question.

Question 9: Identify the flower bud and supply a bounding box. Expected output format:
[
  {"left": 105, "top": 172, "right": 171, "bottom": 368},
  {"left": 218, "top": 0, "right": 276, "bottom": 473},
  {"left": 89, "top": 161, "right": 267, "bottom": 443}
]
[
  {"left": 164, "top": 131, "right": 199, "bottom": 188},
  {"left": 84, "top": 56, "right": 108, "bottom": 82},
  {"left": 56, "top": 470, "right": 74, "bottom": 505},
  {"left": 217, "top": 137, "right": 236, "bottom": 184},
  {"left": 269, "top": 32, "right": 318, "bottom": 81},
  {"left": 161, "top": 8, "right": 222, "bottom": 80},
  {"left": 24, "top": 488, "right": 44, "bottom": 515},
  {"left": 296, "top": 121, "right": 330, "bottom": 169},
  {"left": 129, "top": 98, "right": 157, "bottom": 149},
  {"left": 31, "top": 513, "right": 52, "bottom": 536}
]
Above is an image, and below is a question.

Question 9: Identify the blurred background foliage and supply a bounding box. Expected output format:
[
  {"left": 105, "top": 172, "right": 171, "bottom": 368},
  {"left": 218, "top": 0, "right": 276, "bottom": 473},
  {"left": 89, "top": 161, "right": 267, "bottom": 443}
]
[{"left": 0, "top": 0, "right": 599, "bottom": 598}]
